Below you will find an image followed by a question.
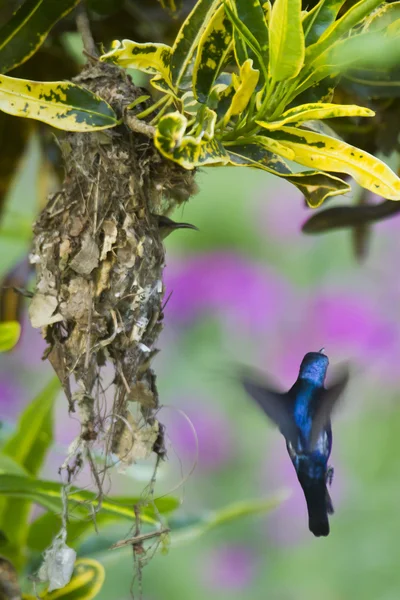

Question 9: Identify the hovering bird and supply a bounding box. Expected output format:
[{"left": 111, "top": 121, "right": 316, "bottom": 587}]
[{"left": 241, "top": 350, "right": 349, "bottom": 537}]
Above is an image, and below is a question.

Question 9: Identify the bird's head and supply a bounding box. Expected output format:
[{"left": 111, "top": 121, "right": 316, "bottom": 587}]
[{"left": 298, "top": 350, "right": 329, "bottom": 386}]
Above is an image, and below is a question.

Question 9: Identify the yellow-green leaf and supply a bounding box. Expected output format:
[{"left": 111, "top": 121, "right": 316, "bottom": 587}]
[
  {"left": 40, "top": 559, "right": 105, "bottom": 600},
  {"left": 170, "top": 0, "right": 222, "bottom": 88},
  {"left": 269, "top": 0, "right": 305, "bottom": 82},
  {"left": 362, "top": 2, "right": 400, "bottom": 32},
  {"left": 227, "top": 142, "right": 351, "bottom": 207},
  {"left": 0, "top": 321, "right": 20, "bottom": 351},
  {"left": 193, "top": 4, "right": 232, "bottom": 102},
  {"left": 100, "top": 40, "right": 172, "bottom": 86},
  {"left": 266, "top": 126, "right": 400, "bottom": 199},
  {"left": 0, "top": 74, "right": 118, "bottom": 131},
  {"left": 257, "top": 102, "right": 374, "bottom": 130},
  {"left": 223, "top": 59, "right": 259, "bottom": 123},
  {"left": 155, "top": 111, "right": 229, "bottom": 169},
  {"left": 252, "top": 134, "right": 295, "bottom": 160},
  {"left": 0, "top": 0, "right": 80, "bottom": 74}
]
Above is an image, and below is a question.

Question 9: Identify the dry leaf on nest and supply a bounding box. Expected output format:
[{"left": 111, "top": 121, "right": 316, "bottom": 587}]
[
  {"left": 116, "top": 411, "right": 159, "bottom": 468},
  {"left": 69, "top": 232, "right": 99, "bottom": 275},
  {"left": 29, "top": 293, "right": 63, "bottom": 328},
  {"left": 100, "top": 220, "right": 118, "bottom": 260}
]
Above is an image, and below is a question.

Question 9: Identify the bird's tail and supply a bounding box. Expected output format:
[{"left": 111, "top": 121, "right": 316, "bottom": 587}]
[{"left": 301, "top": 477, "right": 332, "bottom": 537}]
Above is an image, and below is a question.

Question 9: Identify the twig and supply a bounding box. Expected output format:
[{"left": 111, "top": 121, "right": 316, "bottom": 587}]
[
  {"left": 110, "top": 528, "right": 170, "bottom": 550},
  {"left": 125, "top": 113, "right": 156, "bottom": 139},
  {"left": 76, "top": 4, "right": 98, "bottom": 57}
]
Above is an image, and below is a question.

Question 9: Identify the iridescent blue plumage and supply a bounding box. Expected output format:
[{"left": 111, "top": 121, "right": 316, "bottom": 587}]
[{"left": 241, "top": 350, "right": 348, "bottom": 537}]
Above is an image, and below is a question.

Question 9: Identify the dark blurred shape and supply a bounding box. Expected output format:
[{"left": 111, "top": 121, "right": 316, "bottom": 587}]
[
  {"left": 0, "top": 555, "right": 21, "bottom": 600},
  {"left": 156, "top": 214, "right": 199, "bottom": 239},
  {"left": 302, "top": 199, "right": 400, "bottom": 234},
  {"left": 0, "top": 257, "right": 33, "bottom": 328},
  {"left": 240, "top": 351, "right": 349, "bottom": 536}
]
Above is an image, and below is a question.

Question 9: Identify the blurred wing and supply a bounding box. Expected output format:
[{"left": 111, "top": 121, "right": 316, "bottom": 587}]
[
  {"left": 309, "top": 367, "right": 350, "bottom": 450},
  {"left": 240, "top": 370, "right": 298, "bottom": 447}
]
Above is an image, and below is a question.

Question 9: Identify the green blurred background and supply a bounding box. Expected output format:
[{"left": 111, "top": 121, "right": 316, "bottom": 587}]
[{"left": 2, "top": 123, "right": 400, "bottom": 599}]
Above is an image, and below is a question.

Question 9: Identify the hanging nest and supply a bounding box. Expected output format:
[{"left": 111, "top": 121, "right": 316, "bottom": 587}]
[{"left": 28, "top": 61, "right": 197, "bottom": 474}]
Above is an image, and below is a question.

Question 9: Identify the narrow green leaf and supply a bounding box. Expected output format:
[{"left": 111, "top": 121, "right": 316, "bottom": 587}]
[
  {"left": 0, "top": 474, "right": 179, "bottom": 522},
  {"left": 0, "top": 74, "right": 118, "bottom": 131},
  {"left": 0, "top": 321, "right": 20, "bottom": 351},
  {"left": 227, "top": 142, "right": 351, "bottom": 207},
  {"left": 0, "top": 0, "right": 80, "bottom": 74},
  {"left": 257, "top": 102, "right": 374, "bottom": 130},
  {"left": 224, "top": 1, "right": 263, "bottom": 61},
  {"left": 2, "top": 378, "right": 59, "bottom": 474},
  {"left": 234, "top": 0, "right": 269, "bottom": 53},
  {"left": 171, "top": 494, "right": 287, "bottom": 544},
  {"left": 100, "top": 40, "right": 172, "bottom": 86},
  {"left": 0, "top": 378, "right": 59, "bottom": 567},
  {"left": 266, "top": 126, "right": 400, "bottom": 199},
  {"left": 269, "top": 0, "right": 305, "bottom": 82},
  {"left": 302, "top": 0, "right": 346, "bottom": 45},
  {"left": 170, "top": 0, "right": 222, "bottom": 88},
  {"left": 0, "top": 453, "right": 28, "bottom": 476},
  {"left": 28, "top": 495, "right": 179, "bottom": 553},
  {"left": 306, "top": 0, "right": 383, "bottom": 64},
  {"left": 193, "top": 4, "right": 233, "bottom": 103}
]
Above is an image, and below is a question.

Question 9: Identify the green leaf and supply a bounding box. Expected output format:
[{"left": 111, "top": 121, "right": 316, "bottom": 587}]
[
  {"left": 154, "top": 111, "right": 229, "bottom": 168},
  {"left": 306, "top": 0, "right": 383, "bottom": 64},
  {"left": 227, "top": 142, "right": 351, "bottom": 207},
  {"left": 265, "top": 126, "right": 400, "bottom": 199},
  {"left": 224, "top": 1, "right": 264, "bottom": 69},
  {"left": 2, "top": 378, "right": 59, "bottom": 475},
  {"left": 229, "top": 0, "right": 269, "bottom": 72},
  {"left": 257, "top": 102, "right": 374, "bottom": 130},
  {"left": 0, "top": 453, "right": 28, "bottom": 476},
  {"left": 0, "top": 74, "right": 118, "bottom": 131},
  {"left": 269, "top": 0, "right": 305, "bottom": 82},
  {"left": 100, "top": 40, "right": 172, "bottom": 86},
  {"left": 28, "top": 496, "right": 179, "bottom": 553},
  {"left": 302, "top": 0, "right": 346, "bottom": 45},
  {"left": 170, "top": 492, "right": 288, "bottom": 545},
  {"left": 193, "top": 4, "right": 232, "bottom": 103},
  {"left": 0, "top": 321, "right": 20, "bottom": 351},
  {"left": 0, "top": 473, "right": 179, "bottom": 524},
  {"left": 234, "top": 0, "right": 269, "bottom": 53},
  {"left": 0, "top": 0, "right": 80, "bottom": 74},
  {"left": 0, "top": 379, "right": 59, "bottom": 567},
  {"left": 38, "top": 558, "right": 105, "bottom": 600},
  {"left": 170, "top": 0, "right": 222, "bottom": 88}
]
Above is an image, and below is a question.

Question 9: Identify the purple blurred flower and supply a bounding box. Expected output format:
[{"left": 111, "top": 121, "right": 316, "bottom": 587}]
[
  {"left": 162, "top": 401, "right": 234, "bottom": 472},
  {"left": 164, "top": 251, "right": 290, "bottom": 334},
  {"left": 200, "top": 543, "right": 257, "bottom": 591}
]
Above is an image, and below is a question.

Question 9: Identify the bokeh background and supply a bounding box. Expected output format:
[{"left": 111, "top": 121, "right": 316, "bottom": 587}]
[{"left": 2, "top": 40, "right": 400, "bottom": 600}]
